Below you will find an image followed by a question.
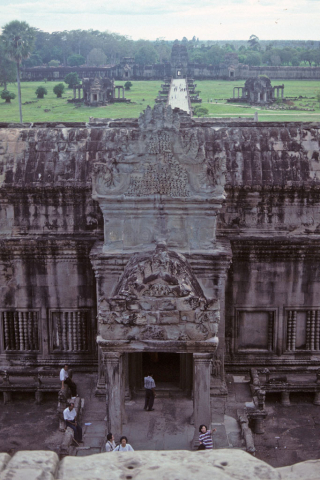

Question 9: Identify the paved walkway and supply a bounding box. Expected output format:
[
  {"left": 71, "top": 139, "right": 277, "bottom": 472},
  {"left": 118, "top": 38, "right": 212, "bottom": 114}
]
[{"left": 168, "top": 79, "right": 191, "bottom": 114}]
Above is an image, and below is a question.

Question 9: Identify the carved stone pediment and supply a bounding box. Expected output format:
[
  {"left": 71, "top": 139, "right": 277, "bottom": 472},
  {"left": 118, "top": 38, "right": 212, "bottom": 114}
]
[
  {"left": 113, "top": 243, "right": 204, "bottom": 302},
  {"left": 97, "top": 244, "right": 220, "bottom": 343}
]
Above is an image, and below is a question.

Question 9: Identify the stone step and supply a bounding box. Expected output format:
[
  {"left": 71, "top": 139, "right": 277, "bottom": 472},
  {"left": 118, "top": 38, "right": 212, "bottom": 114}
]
[{"left": 134, "top": 387, "right": 185, "bottom": 398}]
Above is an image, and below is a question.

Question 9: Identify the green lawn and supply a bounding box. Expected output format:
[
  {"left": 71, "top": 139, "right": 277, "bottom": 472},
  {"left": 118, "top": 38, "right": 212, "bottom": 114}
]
[{"left": 1, "top": 79, "right": 320, "bottom": 123}]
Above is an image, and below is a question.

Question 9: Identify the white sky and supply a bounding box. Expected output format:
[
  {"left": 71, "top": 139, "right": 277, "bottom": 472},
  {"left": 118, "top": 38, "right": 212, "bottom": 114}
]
[{"left": 1, "top": 0, "right": 319, "bottom": 41}]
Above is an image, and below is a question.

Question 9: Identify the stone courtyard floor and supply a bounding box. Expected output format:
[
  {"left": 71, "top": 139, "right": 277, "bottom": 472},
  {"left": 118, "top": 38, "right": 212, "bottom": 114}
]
[{"left": 1, "top": 372, "right": 320, "bottom": 468}]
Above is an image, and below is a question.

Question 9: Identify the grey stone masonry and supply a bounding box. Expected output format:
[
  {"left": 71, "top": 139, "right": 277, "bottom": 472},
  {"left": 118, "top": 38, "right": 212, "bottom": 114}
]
[{"left": 0, "top": 450, "right": 320, "bottom": 479}]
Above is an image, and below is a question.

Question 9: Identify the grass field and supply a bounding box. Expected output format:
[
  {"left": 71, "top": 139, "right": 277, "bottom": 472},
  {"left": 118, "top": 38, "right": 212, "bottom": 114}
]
[{"left": 1, "top": 80, "right": 320, "bottom": 123}]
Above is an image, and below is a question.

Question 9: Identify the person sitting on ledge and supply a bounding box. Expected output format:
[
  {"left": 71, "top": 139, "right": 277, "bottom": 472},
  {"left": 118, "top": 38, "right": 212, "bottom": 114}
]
[
  {"left": 60, "top": 364, "right": 77, "bottom": 397},
  {"left": 63, "top": 402, "right": 83, "bottom": 443},
  {"left": 113, "top": 436, "right": 134, "bottom": 452}
]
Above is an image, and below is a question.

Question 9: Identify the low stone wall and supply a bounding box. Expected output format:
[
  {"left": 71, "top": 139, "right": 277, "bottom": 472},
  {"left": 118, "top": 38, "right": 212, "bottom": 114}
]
[{"left": 0, "top": 449, "right": 320, "bottom": 479}]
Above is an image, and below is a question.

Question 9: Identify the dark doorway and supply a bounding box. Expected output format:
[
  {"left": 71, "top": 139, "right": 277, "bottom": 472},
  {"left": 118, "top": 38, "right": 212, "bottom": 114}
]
[{"left": 142, "top": 352, "right": 180, "bottom": 384}]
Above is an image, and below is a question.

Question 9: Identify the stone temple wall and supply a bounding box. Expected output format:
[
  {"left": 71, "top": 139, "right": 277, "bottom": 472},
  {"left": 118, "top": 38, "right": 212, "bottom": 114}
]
[{"left": 1, "top": 118, "right": 320, "bottom": 372}]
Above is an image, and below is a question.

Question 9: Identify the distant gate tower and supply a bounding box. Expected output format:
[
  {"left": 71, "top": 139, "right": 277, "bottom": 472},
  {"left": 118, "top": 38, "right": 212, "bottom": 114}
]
[{"left": 171, "top": 41, "right": 188, "bottom": 78}]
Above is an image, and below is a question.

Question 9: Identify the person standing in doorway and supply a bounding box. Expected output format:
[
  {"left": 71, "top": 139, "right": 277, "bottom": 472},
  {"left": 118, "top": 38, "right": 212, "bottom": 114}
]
[
  {"left": 199, "top": 424, "right": 216, "bottom": 449},
  {"left": 144, "top": 372, "right": 156, "bottom": 411}
]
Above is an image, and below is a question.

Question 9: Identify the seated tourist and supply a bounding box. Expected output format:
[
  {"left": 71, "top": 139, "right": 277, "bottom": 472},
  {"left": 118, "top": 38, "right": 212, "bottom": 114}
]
[
  {"left": 63, "top": 402, "right": 82, "bottom": 443},
  {"left": 60, "top": 364, "right": 77, "bottom": 397},
  {"left": 113, "top": 436, "right": 134, "bottom": 452}
]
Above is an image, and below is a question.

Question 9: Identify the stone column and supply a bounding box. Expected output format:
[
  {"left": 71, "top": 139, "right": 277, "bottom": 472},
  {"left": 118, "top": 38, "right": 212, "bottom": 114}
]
[
  {"left": 104, "top": 351, "right": 124, "bottom": 434},
  {"left": 73, "top": 87, "right": 76, "bottom": 100},
  {"left": 124, "top": 353, "right": 131, "bottom": 401},
  {"left": 281, "top": 390, "right": 290, "bottom": 406},
  {"left": 96, "top": 346, "right": 106, "bottom": 396},
  {"left": 281, "top": 87, "right": 284, "bottom": 99},
  {"left": 193, "top": 353, "right": 212, "bottom": 432}
]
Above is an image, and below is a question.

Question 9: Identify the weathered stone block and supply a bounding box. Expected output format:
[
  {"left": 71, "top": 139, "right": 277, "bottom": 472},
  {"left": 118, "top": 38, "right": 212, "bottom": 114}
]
[
  {"left": 5, "top": 451, "right": 58, "bottom": 477},
  {"left": 0, "top": 454, "right": 10, "bottom": 473}
]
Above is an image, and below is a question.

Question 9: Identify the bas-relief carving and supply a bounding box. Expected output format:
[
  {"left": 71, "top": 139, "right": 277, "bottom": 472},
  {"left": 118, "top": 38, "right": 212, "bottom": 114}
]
[
  {"left": 97, "top": 245, "right": 220, "bottom": 343},
  {"left": 92, "top": 104, "right": 227, "bottom": 200}
]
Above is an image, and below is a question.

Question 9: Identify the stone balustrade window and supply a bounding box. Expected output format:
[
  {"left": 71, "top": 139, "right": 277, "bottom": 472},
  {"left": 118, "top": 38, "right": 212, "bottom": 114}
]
[
  {"left": 50, "top": 310, "right": 90, "bottom": 353},
  {"left": 286, "top": 309, "right": 320, "bottom": 351},
  {"left": 2, "top": 311, "right": 39, "bottom": 351}
]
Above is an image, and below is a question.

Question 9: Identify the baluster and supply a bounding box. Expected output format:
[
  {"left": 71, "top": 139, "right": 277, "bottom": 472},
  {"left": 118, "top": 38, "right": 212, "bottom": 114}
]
[
  {"left": 292, "top": 310, "right": 297, "bottom": 351},
  {"left": 18, "top": 311, "right": 24, "bottom": 350},
  {"left": 33, "top": 313, "right": 39, "bottom": 350},
  {"left": 316, "top": 311, "right": 320, "bottom": 351},
  {"left": 63, "top": 312, "right": 68, "bottom": 351},
  {"left": 77, "top": 311, "right": 82, "bottom": 351},
  {"left": 81, "top": 312, "right": 87, "bottom": 351},
  {"left": 287, "top": 311, "right": 292, "bottom": 351},
  {"left": 306, "top": 310, "right": 311, "bottom": 350},
  {"left": 57, "top": 313, "right": 63, "bottom": 350},
  {"left": 4, "top": 312, "right": 10, "bottom": 350},
  {"left": 311, "top": 310, "right": 316, "bottom": 351},
  {"left": 69, "top": 312, "right": 74, "bottom": 351},
  {"left": 28, "top": 312, "right": 33, "bottom": 350},
  {"left": 23, "top": 311, "right": 29, "bottom": 350},
  {"left": 268, "top": 312, "right": 274, "bottom": 351},
  {"left": 14, "top": 312, "right": 19, "bottom": 350},
  {"left": 73, "top": 312, "right": 77, "bottom": 352}
]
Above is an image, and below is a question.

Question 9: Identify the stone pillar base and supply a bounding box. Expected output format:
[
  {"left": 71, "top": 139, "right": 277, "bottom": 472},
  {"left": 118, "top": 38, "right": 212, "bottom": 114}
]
[
  {"left": 314, "top": 391, "right": 320, "bottom": 405},
  {"left": 3, "top": 391, "right": 12, "bottom": 404},
  {"left": 281, "top": 390, "right": 290, "bottom": 406}
]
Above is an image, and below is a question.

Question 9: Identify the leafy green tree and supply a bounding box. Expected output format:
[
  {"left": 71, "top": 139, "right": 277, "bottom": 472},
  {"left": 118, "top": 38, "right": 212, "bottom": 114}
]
[
  {"left": 124, "top": 81, "right": 132, "bottom": 90},
  {"left": 0, "top": 43, "right": 16, "bottom": 90},
  {"left": 300, "top": 50, "right": 313, "bottom": 66},
  {"left": 245, "top": 52, "right": 262, "bottom": 66},
  {"left": 64, "top": 72, "right": 80, "bottom": 88},
  {"left": 53, "top": 83, "right": 65, "bottom": 97},
  {"left": 193, "top": 105, "right": 209, "bottom": 117},
  {"left": 206, "top": 45, "right": 224, "bottom": 65},
  {"left": 248, "top": 35, "right": 260, "bottom": 51},
  {"left": 48, "top": 59, "right": 60, "bottom": 67},
  {"left": 1, "top": 89, "right": 16, "bottom": 103},
  {"left": 67, "top": 54, "right": 85, "bottom": 66},
  {"left": 135, "top": 44, "right": 158, "bottom": 65},
  {"left": 22, "top": 52, "right": 42, "bottom": 67},
  {"left": 291, "top": 56, "right": 300, "bottom": 66},
  {"left": 2, "top": 20, "right": 36, "bottom": 122},
  {"left": 87, "top": 48, "right": 107, "bottom": 66},
  {"left": 35, "top": 86, "right": 47, "bottom": 98}
]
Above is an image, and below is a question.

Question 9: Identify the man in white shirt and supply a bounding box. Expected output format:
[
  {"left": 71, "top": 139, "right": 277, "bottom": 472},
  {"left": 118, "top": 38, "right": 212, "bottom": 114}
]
[
  {"left": 113, "top": 436, "right": 134, "bottom": 452},
  {"left": 105, "top": 432, "right": 116, "bottom": 452},
  {"left": 60, "top": 364, "right": 77, "bottom": 397},
  {"left": 144, "top": 373, "right": 156, "bottom": 411},
  {"left": 63, "top": 402, "right": 82, "bottom": 442}
]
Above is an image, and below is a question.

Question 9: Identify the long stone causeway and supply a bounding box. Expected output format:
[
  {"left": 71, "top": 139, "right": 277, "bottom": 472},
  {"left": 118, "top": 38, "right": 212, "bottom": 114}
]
[{"left": 167, "top": 79, "right": 191, "bottom": 114}]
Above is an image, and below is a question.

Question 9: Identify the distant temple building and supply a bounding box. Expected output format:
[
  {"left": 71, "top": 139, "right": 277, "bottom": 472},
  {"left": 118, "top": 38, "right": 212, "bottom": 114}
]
[
  {"left": 70, "top": 77, "right": 129, "bottom": 106},
  {"left": 229, "top": 76, "right": 284, "bottom": 104}
]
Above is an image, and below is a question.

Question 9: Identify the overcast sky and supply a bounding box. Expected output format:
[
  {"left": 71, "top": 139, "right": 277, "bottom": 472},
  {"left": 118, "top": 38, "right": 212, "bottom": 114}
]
[{"left": 1, "top": 0, "right": 319, "bottom": 41}]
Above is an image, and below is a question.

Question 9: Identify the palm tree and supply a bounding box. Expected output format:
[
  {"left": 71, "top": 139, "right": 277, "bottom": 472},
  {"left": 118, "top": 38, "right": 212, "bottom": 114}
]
[{"left": 2, "top": 20, "right": 36, "bottom": 123}]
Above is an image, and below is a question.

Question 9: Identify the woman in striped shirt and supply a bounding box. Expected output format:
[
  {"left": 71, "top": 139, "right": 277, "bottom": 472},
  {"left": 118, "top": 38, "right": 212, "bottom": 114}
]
[{"left": 199, "top": 424, "right": 216, "bottom": 449}]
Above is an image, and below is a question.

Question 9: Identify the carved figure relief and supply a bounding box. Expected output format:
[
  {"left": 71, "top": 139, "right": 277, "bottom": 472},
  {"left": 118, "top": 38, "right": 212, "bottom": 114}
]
[{"left": 98, "top": 244, "right": 220, "bottom": 344}]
